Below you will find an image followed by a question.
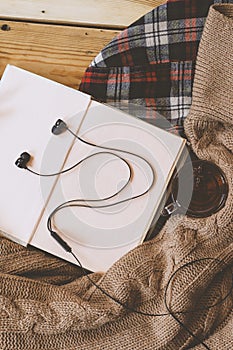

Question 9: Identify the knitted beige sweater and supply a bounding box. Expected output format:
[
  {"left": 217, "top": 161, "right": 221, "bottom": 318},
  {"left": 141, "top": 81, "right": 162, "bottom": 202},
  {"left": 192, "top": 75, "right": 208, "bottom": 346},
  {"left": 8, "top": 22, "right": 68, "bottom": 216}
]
[{"left": 0, "top": 4, "right": 232, "bottom": 350}]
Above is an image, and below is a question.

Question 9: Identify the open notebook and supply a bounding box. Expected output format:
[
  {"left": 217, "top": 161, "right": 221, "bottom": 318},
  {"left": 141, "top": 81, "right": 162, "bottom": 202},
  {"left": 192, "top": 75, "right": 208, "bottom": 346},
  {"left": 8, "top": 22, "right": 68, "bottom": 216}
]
[{"left": 0, "top": 65, "right": 186, "bottom": 272}]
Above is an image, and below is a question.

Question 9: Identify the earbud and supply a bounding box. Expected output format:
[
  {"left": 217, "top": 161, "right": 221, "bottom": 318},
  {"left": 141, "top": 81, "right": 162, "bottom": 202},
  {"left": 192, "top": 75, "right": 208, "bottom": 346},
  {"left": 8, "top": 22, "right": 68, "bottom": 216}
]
[
  {"left": 15, "top": 152, "right": 31, "bottom": 169},
  {"left": 51, "top": 119, "right": 67, "bottom": 135}
]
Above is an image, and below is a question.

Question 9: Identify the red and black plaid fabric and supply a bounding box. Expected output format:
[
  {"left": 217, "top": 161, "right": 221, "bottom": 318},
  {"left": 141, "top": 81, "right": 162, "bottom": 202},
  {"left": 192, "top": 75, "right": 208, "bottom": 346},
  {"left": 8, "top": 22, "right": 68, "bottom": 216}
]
[{"left": 79, "top": 0, "right": 233, "bottom": 134}]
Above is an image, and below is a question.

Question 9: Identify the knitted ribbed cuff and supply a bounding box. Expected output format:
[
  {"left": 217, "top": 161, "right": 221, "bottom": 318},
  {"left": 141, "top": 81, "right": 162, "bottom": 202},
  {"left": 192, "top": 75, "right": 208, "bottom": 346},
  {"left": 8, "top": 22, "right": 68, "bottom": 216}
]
[{"left": 184, "top": 4, "right": 233, "bottom": 149}]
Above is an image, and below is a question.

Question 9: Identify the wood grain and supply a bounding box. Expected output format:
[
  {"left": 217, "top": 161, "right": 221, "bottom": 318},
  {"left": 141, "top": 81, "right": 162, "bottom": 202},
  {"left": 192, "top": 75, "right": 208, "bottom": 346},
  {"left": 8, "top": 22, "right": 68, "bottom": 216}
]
[
  {"left": 0, "top": 0, "right": 166, "bottom": 86},
  {"left": 0, "top": 0, "right": 166, "bottom": 29},
  {"left": 0, "top": 20, "right": 119, "bottom": 88}
]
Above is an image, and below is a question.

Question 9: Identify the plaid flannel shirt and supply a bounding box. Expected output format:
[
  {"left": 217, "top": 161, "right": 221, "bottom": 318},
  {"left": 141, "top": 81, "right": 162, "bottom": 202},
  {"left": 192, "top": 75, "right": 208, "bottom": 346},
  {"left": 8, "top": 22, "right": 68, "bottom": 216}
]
[{"left": 79, "top": 0, "right": 233, "bottom": 134}]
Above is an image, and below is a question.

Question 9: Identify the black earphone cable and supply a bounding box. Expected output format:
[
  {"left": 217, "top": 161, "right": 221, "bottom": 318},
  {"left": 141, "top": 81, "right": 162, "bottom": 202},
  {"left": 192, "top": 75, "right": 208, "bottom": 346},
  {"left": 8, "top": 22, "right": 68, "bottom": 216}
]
[
  {"left": 26, "top": 151, "right": 131, "bottom": 178},
  {"left": 17, "top": 119, "right": 156, "bottom": 261},
  {"left": 46, "top": 165, "right": 156, "bottom": 236},
  {"left": 26, "top": 122, "right": 156, "bottom": 235}
]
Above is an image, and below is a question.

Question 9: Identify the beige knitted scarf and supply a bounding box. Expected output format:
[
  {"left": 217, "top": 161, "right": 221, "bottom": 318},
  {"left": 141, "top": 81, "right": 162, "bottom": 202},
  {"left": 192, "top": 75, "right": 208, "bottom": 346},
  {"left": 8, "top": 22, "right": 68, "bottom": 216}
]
[{"left": 0, "top": 4, "right": 232, "bottom": 350}]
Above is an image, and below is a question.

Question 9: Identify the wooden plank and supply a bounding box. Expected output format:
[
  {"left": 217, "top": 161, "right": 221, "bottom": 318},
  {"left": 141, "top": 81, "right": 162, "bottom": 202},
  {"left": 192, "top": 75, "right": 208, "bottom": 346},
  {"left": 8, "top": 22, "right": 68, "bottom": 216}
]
[
  {"left": 0, "top": 0, "right": 166, "bottom": 29},
  {"left": 0, "top": 20, "right": 119, "bottom": 88}
]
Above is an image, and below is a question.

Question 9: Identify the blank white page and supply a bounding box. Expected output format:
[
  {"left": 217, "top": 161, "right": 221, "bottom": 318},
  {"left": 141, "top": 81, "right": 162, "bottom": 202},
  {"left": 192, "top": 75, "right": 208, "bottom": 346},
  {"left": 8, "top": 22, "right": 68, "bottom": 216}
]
[
  {"left": 0, "top": 65, "right": 91, "bottom": 244},
  {"left": 32, "top": 100, "right": 186, "bottom": 272}
]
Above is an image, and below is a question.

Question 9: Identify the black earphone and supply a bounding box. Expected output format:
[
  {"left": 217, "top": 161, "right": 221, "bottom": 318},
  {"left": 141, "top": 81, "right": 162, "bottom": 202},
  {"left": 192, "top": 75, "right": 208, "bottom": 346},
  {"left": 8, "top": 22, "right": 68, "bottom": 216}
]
[
  {"left": 15, "top": 118, "right": 155, "bottom": 248},
  {"left": 51, "top": 119, "right": 67, "bottom": 135},
  {"left": 15, "top": 151, "right": 31, "bottom": 169}
]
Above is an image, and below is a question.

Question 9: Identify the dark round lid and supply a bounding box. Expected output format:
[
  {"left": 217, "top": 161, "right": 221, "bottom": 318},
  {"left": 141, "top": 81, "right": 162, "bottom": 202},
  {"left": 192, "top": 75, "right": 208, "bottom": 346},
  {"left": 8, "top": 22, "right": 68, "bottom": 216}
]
[{"left": 171, "top": 160, "right": 228, "bottom": 218}]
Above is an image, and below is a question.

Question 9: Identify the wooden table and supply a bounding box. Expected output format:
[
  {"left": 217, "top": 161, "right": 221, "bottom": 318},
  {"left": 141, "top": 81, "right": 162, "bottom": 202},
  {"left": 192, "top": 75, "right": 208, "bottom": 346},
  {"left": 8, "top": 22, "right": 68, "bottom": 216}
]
[{"left": 0, "top": 0, "right": 165, "bottom": 89}]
